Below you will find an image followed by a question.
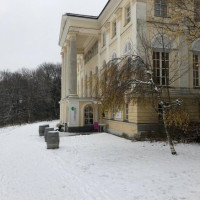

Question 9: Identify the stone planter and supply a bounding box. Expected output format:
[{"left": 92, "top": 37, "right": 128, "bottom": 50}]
[
  {"left": 46, "top": 131, "right": 60, "bottom": 149},
  {"left": 39, "top": 125, "right": 49, "bottom": 136},
  {"left": 44, "top": 127, "right": 54, "bottom": 142}
]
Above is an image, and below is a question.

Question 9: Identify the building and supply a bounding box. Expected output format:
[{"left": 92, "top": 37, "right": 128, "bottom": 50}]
[{"left": 58, "top": 0, "right": 200, "bottom": 136}]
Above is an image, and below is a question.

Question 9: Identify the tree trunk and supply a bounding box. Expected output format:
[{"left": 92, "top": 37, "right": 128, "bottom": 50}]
[{"left": 163, "top": 110, "right": 177, "bottom": 155}]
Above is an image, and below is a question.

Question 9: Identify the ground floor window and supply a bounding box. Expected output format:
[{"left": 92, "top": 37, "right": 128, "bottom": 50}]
[
  {"left": 84, "top": 105, "right": 93, "bottom": 125},
  {"left": 158, "top": 104, "right": 163, "bottom": 122},
  {"left": 125, "top": 104, "right": 129, "bottom": 121},
  {"left": 193, "top": 54, "right": 200, "bottom": 87}
]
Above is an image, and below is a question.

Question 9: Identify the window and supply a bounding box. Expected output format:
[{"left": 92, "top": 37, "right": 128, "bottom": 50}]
[
  {"left": 102, "top": 32, "right": 106, "bottom": 47},
  {"left": 194, "top": 0, "right": 200, "bottom": 22},
  {"left": 85, "top": 75, "right": 87, "bottom": 97},
  {"left": 95, "top": 67, "right": 99, "bottom": 97},
  {"left": 112, "top": 106, "right": 115, "bottom": 119},
  {"left": 112, "top": 21, "right": 117, "bottom": 38},
  {"left": 111, "top": 52, "right": 117, "bottom": 65},
  {"left": 153, "top": 51, "right": 169, "bottom": 86},
  {"left": 125, "top": 104, "right": 129, "bottom": 121},
  {"left": 154, "top": 0, "right": 167, "bottom": 17},
  {"left": 158, "top": 104, "right": 163, "bottom": 121},
  {"left": 124, "top": 41, "right": 132, "bottom": 55},
  {"left": 193, "top": 54, "right": 200, "bottom": 87},
  {"left": 84, "top": 106, "right": 93, "bottom": 125},
  {"left": 125, "top": 5, "right": 131, "bottom": 25},
  {"left": 89, "top": 71, "right": 93, "bottom": 97},
  {"left": 81, "top": 78, "right": 83, "bottom": 97}
]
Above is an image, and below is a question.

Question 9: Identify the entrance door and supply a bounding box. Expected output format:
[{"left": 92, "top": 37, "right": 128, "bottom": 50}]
[{"left": 84, "top": 105, "right": 93, "bottom": 125}]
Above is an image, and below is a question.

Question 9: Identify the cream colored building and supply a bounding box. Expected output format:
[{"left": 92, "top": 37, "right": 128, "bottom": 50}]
[{"left": 59, "top": 0, "right": 200, "bottom": 135}]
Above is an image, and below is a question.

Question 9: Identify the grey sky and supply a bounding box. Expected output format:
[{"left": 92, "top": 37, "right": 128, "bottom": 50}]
[{"left": 0, "top": 0, "right": 108, "bottom": 71}]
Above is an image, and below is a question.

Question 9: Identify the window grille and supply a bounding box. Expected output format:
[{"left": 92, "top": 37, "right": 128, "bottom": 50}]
[
  {"left": 154, "top": 0, "right": 168, "bottom": 17},
  {"left": 193, "top": 54, "right": 200, "bottom": 87},
  {"left": 153, "top": 51, "right": 169, "bottom": 86}
]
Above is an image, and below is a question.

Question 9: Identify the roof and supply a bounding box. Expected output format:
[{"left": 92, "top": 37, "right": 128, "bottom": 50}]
[{"left": 64, "top": 0, "right": 111, "bottom": 20}]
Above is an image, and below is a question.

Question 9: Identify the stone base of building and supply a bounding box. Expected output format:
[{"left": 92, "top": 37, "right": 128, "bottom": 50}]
[
  {"left": 106, "top": 122, "right": 164, "bottom": 138},
  {"left": 65, "top": 124, "right": 94, "bottom": 133}
]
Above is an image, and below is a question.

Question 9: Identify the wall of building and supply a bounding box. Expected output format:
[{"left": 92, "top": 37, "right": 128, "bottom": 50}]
[{"left": 59, "top": 0, "right": 200, "bottom": 135}]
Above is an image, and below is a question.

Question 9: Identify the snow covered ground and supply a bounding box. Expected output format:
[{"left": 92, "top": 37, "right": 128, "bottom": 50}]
[{"left": 0, "top": 121, "right": 200, "bottom": 200}]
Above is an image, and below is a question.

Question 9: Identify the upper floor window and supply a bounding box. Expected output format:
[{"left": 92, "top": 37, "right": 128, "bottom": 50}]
[
  {"left": 193, "top": 54, "right": 200, "bottom": 87},
  {"left": 124, "top": 40, "right": 132, "bottom": 55},
  {"left": 125, "top": 5, "right": 131, "bottom": 25},
  {"left": 194, "top": 0, "right": 200, "bottom": 22},
  {"left": 154, "top": 0, "right": 167, "bottom": 18},
  {"left": 112, "top": 21, "right": 117, "bottom": 38},
  {"left": 102, "top": 32, "right": 106, "bottom": 47},
  {"left": 153, "top": 51, "right": 169, "bottom": 86}
]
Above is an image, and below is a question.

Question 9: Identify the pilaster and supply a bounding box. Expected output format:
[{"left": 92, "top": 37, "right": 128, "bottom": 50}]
[
  {"left": 132, "top": 1, "right": 147, "bottom": 59},
  {"left": 115, "top": 8, "right": 122, "bottom": 56},
  {"left": 105, "top": 22, "right": 110, "bottom": 62}
]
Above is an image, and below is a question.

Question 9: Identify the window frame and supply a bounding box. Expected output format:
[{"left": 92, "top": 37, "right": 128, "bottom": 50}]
[
  {"left": 193, "top": 53, "right": 200, "bottom": 88},
  {"left": 112, "top": 21, "right": 117, "bottom": 38},
  {"left": 125, "top": 4, "right": 131, "bottom": 25},
  {"left": 84, "top": 106, "right": 94, "bottom": 125},
  {"left": 111, "top": 52, "right": 117, "bottom": 65},
  {"left": 194, "top": 0, "right": 200, "bottom": 22},
  {"left": 125, "top": 103, "right": 129, "bottom": 121},
  {"left": 124, "top": 40, "right": 132, "bottom": 55},
  {"left": 102, "top": 32, "right": 106, "bottom": 47},
  {"left": 112, "top": 106, "right": 115, "bottom": 119},
  {"left": 153, "top": 51, "right": 170, "bottom": 86},
  {"left": 154, "top": 0, "right": 168, "bottom": 18}
]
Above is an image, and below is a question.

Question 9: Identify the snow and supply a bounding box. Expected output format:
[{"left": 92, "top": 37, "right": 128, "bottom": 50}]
[{"left": 0, "top": 121, "right": 200, "bottom": 200}]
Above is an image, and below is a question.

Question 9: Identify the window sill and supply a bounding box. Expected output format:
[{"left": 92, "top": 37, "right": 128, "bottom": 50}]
[{"left": 154, "top": 15, "right": 170, "bottom": 19}]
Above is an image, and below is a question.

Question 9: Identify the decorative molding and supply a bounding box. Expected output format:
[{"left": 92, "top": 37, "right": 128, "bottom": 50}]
[
  {"left": 115, "top": 8, "right": 122, "bottom": 22},
  {"left": 68, "top": 31, "right": 78, "bottom": 41},
  {"left": 84, "top": 42, "right": 98, "bottom": 64},
  {"left": 105, "top": 22, "right": 110, "bottom": 33}
]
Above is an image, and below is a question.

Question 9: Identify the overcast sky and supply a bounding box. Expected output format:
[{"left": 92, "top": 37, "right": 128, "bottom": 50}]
[{"left": 0, "top": 0, "right": 108, "bottom": 71}]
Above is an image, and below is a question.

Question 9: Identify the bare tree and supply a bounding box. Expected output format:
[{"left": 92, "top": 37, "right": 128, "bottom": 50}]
[
  {"left": 152, "top": 0, "right": 200, "bottom": 41},
  {"left": 0, "top": 63, "right": 61, "bottom": 127}
]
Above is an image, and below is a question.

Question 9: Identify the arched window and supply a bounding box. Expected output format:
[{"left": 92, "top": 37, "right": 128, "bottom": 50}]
[
  {"left": 124, "top": 40, "right": 132, "bottom": 55},
  {"left": 152, "top": 35, "right": 172, "bottom": 50},
  {"left": 84, "top": 105, "right": 93, "bottom": 125},
  {"left": 192, "top": 40, "right": 200, "bottom": 87},
  {"left": 111, "top": 52, "right": 117, "bottom": 65}
]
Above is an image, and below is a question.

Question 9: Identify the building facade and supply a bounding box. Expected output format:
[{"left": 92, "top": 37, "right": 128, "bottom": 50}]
[{"left": 59, "top": 0, "right": 200, "bottom": 135}]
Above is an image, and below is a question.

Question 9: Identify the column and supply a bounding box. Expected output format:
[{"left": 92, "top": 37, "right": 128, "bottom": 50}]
[
  {"left": 61, "top": 51, "right": 64, "bottom": 99},
  {"left": 65, "top": 41, "right": 70, "bottom": 97},
  {"left": 67, "top": 32, "right": 78, "bottom": 97}
]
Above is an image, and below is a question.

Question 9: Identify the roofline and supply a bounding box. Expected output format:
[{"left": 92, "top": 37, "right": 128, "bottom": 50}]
[
  {"left": 64, "top": 13, "right": 98, "bottom": 19},
  {"left": 63, "top": 0, "right": 111, "bottom": 20},
  {"left": 98, "top": 0, "right": 111, "bottom": 18}
]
